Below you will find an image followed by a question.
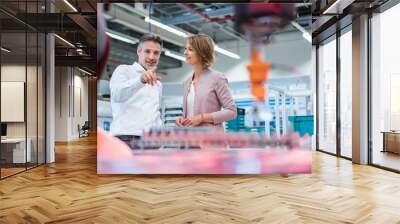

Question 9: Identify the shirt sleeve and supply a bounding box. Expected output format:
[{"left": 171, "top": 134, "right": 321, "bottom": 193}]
[
  {"left": 211, "top": 75, "right": 237, "bottom": 124},
  {"left": 110, "top": 65, "right": 146, "bottom": 103},
  {"left": 159, "top": 83, "right": 164, "bottom": 127}
]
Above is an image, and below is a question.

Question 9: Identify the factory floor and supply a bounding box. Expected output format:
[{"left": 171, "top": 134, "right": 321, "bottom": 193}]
[{"left": 0, "top": 135, "right": 399, "bottom": 223}]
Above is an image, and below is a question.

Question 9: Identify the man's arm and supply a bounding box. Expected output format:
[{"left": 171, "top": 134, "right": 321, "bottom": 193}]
[{"left": 110, "top": 65, "right": 146, "bottom": 103}]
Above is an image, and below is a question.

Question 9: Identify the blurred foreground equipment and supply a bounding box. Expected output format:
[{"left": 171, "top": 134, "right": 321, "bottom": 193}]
[
  {"left": 97, "top": 127, "right": 311, "bottom": 174},
  {"left": 235, "top": 3, "right": 297, "bottom": 124}
]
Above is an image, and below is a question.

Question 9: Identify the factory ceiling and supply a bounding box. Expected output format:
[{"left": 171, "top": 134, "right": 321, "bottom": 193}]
[{"left": 104, "top": 2, "right": 312, "bottom": 75}]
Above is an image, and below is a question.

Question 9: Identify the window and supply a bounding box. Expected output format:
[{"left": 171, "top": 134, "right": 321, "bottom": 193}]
[
  {"left": 340, "top": 27, "right": 352, "bottom": 158},
  {"left": 370, "top": 3, "right": 400, "bottom": 171},
  {"left": 317, "top": 36, "right": 337, "bottom": 154}
]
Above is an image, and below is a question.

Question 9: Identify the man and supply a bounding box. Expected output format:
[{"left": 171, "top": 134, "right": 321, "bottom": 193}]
[{"left": 110, "top": 34, "right": 163, "bottom": 147}]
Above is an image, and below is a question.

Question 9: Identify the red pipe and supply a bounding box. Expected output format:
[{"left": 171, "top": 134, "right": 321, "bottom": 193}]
[{"left": 180, "top": 3, "right": 233, "bottom": 23}]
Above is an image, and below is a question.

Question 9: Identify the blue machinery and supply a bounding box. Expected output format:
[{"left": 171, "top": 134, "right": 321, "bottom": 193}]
[{"left": 226, "top": 87, "right": 313, "bottom": 137}]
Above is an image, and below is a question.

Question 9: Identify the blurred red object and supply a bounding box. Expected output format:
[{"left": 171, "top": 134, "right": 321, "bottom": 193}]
[
  {"left": 97, "top": 128, "right": 133, "bottom": 161},
  {"left": 234, "top": 3, "right": 296, "bottom": 39},
  {"left": 97, "top": 128, "right": 140, "bottom": 173},
  {"left": 97, "top": 3, "right": 111, "bottom": 80}
]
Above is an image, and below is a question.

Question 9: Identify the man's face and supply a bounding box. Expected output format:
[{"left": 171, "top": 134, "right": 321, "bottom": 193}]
[{"left": 137, "top": 41, "right": 161, "bottom": 70}]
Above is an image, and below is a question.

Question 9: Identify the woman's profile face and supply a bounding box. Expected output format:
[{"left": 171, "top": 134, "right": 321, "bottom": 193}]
[{"left": 184, "top": 42, "right": 200, "bottom": 66}]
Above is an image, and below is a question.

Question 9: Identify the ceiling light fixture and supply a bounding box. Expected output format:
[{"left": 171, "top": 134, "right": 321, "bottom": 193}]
[
  {"left": 145, "top": 16, "right": 239, "bottom": 59},
  {"left": 291, "top": 21, "right": 312, "bottom": 43},
  {"left": 76, "top": 49, "right": 84, "bottom": 55},
  {"left": 78, "top": 67, "right": 93, "bottom": 76},
  {"left": 54, "top": 34, "right": 75, "bottom": 48},
  {"left": 302, "top": 32, "right": 312, "bottom": 43},
  {"left": 106, "top": 31, "right": 138, "bottom": 45},
  {"left": 165, "top": 50, "right": 186, "bottom": 61},
  {"left": 215, "top": 45, "right": 240, "bottom": 59},
  {"left": 144, "top": 17, "right": 188, "bottom": 37},
  {"left": 63, "top": 0, "right": 78, "bottom": 12},
  {"left": 1, "top": 47, "right": 11, "bottom": 53},
  {"left": 322, "top": 0, "right": 344, "bottom": 14}
]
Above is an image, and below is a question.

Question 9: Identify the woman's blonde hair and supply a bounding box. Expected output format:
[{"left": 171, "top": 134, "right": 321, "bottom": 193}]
[{"left": 186, "top": 34, "right": 215, "bottom": 68}]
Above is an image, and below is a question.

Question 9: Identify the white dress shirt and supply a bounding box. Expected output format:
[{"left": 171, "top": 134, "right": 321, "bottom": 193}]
[
  {"left": 110, "top": 62, "right": 162, "bottom": 136},
  {"left": 186, "top": 81, "right": 195, "bottom": 118}
]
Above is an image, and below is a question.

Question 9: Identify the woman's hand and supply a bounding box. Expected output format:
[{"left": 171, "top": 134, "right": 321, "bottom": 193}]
[
  {"left": 176, "top": 114, "right": 205, "bottom": 127},
  {"left": 175, "top": 117, "right": 186, "bottom": 127},
  {"left": 184, "top": 114, "right": 203, "bottom": 127},
  {"left": 175, "top": 117, "right": 189, "bottom": 127}
]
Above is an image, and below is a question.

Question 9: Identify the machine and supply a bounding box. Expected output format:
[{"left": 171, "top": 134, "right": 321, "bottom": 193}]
[{"left": 235, "top": 3, "right": 297, "bottom": 124}]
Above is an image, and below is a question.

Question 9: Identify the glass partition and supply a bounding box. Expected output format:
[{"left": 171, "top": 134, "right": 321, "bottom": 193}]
[
  {"left": 317, "top": 35, "right": 337, "bottom": 155},
  {"left": 27, "top": 31, "right": 38, "bottom": 169},
  {"left": 0, "top": 0, "right": 46, "bottom": 179},
  {"left": 1, "top": 31, "right": 28, "bottom": 177}
]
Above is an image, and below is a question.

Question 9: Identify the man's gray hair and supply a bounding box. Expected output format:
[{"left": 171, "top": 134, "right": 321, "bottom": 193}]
[{"left": 138, "top": 33, "right": 163, "bottom": 49}]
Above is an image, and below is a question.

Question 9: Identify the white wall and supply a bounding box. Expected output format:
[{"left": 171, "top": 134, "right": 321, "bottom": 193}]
[
  {"left": 1, "top": 64, "right": 46, "bottom": 163},
  {"left": 55, "top": 67, "right": 68, "bottom": 141},
  {"left": 1, "top": 65, "right": 26, "bottom": 132},
  {"left": 72, "top": 74, "right": 89, "bottom": 138},
  {"left": 1, "top": 65, "right": 36, "bottom": 137},
  {"left": 55, "top": 67, "right": 89, "bottom": 141},
  {"left": 1, "top": 65, "right": 26, "bottom": 143}
]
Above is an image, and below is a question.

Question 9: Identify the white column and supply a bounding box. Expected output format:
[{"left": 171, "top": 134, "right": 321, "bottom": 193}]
[
  {"left": 54, "top": 67, "right": 73, "bottom": 141},
  {"left": 46, "top": 33, "right": 55, "bottom": 163},
  {"left": 352, "top": 14, "right": 369, "bottom": 164}
]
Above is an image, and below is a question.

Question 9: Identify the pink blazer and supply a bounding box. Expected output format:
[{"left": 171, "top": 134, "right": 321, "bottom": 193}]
[{"left": 183, "top": 68, "right": 237, "bottom": 128}]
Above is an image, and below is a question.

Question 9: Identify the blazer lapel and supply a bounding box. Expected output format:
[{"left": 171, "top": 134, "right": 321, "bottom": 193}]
[
  {"left": 183, "top": 78, "right": 191, "bottom": 118},
  {"left": 185, "top": 69, "right": 211, "bottom": 117},
  {"left": 193, "top": 69, "right": 210, "bottom": 115}
]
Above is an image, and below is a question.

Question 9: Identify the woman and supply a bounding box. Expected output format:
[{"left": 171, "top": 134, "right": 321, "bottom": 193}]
[{"left": 176, "top": 34, "right": 237, "bottom": 129}]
